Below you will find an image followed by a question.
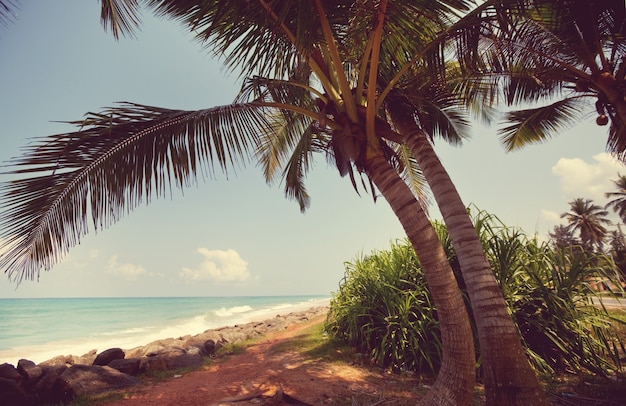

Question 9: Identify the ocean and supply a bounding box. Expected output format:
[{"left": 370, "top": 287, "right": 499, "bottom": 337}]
[{"left": 0, "top": 295, "right": 330, "bottom": 366}]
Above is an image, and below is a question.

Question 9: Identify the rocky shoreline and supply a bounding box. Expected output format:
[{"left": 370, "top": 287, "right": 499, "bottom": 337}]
[{"left": 0, "top": 305, "right": 329, "bottom": 406}]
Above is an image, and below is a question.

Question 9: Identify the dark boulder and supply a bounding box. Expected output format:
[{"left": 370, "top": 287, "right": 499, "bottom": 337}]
[
  {"left": 53, "top": 364, "right": 139, "bottom": 403},
  {"left": 0, "top": 363, "right": 22, "bottom": 382},
  {"left": 204, "top": 339, "right": 216, "bottom": 356},
  {"left": 108, "top": 358, "right": 141, "bottom": 376},
  {"left": 17, "top": 359, "right": 43, "bottom": 383},
  {"left": 31, "top": 365, "right": 68, "bottom": 405},
  {"left": 0, "top": 376, "right": 27, "bottom": 406},
  {"left": 93, "top": 348, "right": 125, "bottom": 366}
]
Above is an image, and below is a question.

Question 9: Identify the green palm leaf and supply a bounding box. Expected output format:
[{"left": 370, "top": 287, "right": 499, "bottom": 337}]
[
  {"left": 464, "top": 1, "right": 626, "bottom": 158},
  {"left": 605, "top": 174, "right": 626, "bottom": 223},
  {"left": 499, "top": 96, "right": 590, "bottom": 151},
  {"left": 0, "top": 102, "right": 273, "bottom": 283}
]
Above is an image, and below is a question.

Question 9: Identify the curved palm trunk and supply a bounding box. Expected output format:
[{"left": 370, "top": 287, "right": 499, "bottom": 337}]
[
  {"left": 394, "top": 116, "right": 549, "bottom": 406},
  {"left": 364, "top": 152, "right": 475, "bottom": 406}
]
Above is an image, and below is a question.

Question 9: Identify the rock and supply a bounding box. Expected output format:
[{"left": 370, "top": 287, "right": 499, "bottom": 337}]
[
  {"left": 17, "top": 359, "right": 43, "bottom": 383},
  {"left": 186, "top": 346, "right": 202, "bottom": 356},
  {"left": 145, "top": 346, "right": 204, "bottom": 370},
  {"left": 74, "top": 349, "right": 98, "bottom": 365},
  {"left": 124, "top": 346, "right": 144, "bottom": 359},
  {"left": 40, "top": 354, "right": 73, "bottom": 367},
  {"left": 145, "top": 345, "right": 185, "bottom": 358},
  {"left": 0, "top": 363, "right": 22, "bottom": 382},
  {"left": 139, "top": 356, "right": 167, "bottom": 373},
  {"left": 54, "top": 364, "right": 139, "bottom": 403},
  {"left": 0, "top": 376, "right": 27, "bottom": 406},
  {"left": 93, "top": 348, "right": 125, "bottom": 366},
  {"left": 218, "top": 330, "right": 247, "bottom": 344},
  {"left": 183, "top": 331, "right": 222, "bottom": 355},
  {"left": 162, "top": 351, "right": 204, "bottom": 370},
  {"left": 31, "top": 365, "right": 68, "bottom": 405},
  {"left": 109, "top": 358, "right": 141, "bottom": 376},
  {"left": 204, "top": 339, "right": 216, "bottom": 356}
]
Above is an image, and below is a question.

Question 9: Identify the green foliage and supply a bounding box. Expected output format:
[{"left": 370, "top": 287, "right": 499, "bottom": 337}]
[
  {"left": 327, "top": 208, "right": 625, "bottom": 378},
  {"left": 326, "top": 241, "right": 442, "bottom": 374},
  {"left": 475, "top": 209, "right": 624, "bottom": 376}
]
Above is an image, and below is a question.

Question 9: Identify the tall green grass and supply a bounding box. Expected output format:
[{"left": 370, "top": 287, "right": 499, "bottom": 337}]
[
  {"left": 328, "top": 242, "right": 442, "bottom": 374},
  {"left": 326, "top": 208, "right": 625, "bottom": 378}
]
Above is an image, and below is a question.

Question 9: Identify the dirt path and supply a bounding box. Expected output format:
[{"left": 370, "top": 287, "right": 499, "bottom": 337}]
[{"left": 104, "top": 315, "right": 422, "bottom": 405}]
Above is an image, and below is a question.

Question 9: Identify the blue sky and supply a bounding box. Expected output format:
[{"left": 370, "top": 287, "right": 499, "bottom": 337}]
[{"left": 0, "top": 1, "right": 624, "bottom": 298}]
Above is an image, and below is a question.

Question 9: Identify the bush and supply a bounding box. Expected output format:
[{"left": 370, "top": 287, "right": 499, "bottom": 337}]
[
  {"left": 326, "top": 208, "right": 625, "bottom": 378},
  {"left": 327, "top": 241, "right": 442, "bottom": 374}
]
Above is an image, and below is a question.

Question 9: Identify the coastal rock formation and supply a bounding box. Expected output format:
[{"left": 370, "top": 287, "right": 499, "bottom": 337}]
[
  {"left": 0, "top": 306, "right": 328, "bottom": 405},
  {"left": 53, "top": 364, "right": 139, "bottom": 403}
]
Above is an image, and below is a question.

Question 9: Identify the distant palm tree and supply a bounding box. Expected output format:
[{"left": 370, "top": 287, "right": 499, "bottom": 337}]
[
  {"left": 549, "top": 224, "right": 580, "bottom": 249},
  {"left": 561, "top": 198, "right": 611, "bottom": 252},
  {"left": 605, "top": 174, "right": 626, "bottom": 223}
]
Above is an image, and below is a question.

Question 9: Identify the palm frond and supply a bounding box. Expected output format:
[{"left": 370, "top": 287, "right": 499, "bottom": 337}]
[
  {"left": 0, "top": 102, "right": 272, "bottom": 282},
  {"left": 0, "top": 0, "right": 18, "bottom": 28},
  {"left": 605, "top": 175, "right": 626, "bottom": 222},
  {"left": 606, "top": 109, "right": 626, "bottom": 162},
  {"left": 278, "top": 127, "right": 324, "bottom": 212},
  {"left": 393, "top": 143, "right": 433, "bottom": 210},
  {"left": 146, "top": 0, "right": 318, "bottom": 79},
  {"left": 255, "top": 110, "right": 319, "bottom": 212},
  {"left": 499, "top": 96, "right": 591, "bottom": 151},
  {"left": 100, "top": 0, "right": 141, "bottom": 39}
]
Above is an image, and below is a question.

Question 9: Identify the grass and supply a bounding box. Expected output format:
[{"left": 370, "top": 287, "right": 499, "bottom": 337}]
[
  {"left": 268, "top": 319, "right": 361, "bottom": 365},
  {"left": 543, "top": 308, "right": 626, "bottom": 404}
]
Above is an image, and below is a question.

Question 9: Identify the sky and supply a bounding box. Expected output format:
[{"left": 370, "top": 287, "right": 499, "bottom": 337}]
[{"left": 0, "top": 1, "right": 624, "bottom": 298}]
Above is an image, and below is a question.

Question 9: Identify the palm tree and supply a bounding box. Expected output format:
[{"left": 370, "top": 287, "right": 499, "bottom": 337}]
[
  {"left": 463, "top": 0, "right": 626, "bottom": 160},
  {"left": 344, "top": 8, "right": 550, "bottom": 404},
  {"left": 0, "top": 1, "right": 477, "bottom": 404},
  {"left": 605, "top": 174, "right": 626, "bottom": 223},
  {"left": 561, "top": 198, "right": 611, "bottom": 252}
]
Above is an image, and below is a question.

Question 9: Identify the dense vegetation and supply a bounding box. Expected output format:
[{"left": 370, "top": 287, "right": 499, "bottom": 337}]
[{"left": 326, "top": 208, "right": 626, "bottom": 379}]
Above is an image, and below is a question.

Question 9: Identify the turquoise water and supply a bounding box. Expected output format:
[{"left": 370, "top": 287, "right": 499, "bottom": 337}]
[{"left": 0, "top": 295, "right": 330, "bottom": 365}]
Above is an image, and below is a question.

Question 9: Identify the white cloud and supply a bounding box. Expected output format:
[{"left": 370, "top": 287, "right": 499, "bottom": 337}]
[
  {"left": 552, "top": 153, "right": 625, "bottom": 202},
  {"left": 541, "top": 209, "right": 561, "bottom": 225},
  {"left": 180, "top": 248, "right": 251, "bottom": 282},
  {"left": 107, "top": 255, "right": 148, "bottom": 281}
]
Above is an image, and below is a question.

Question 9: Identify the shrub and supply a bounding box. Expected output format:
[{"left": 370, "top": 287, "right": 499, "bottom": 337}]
[
  {"left": 326, "top": 208, "right": 625, "bottom": 378},
  {"left": 327, "top": 241, "right": 442, "bottom": 374}
]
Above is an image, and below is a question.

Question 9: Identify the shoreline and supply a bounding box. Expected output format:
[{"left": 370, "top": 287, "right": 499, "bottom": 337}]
[
  {"left": 0, "top": 305, "right": 331, "bottom": 405},
  {"left": 37, "top": 304, "right": 331, "bottom": 368},
  {"left": 0, "top": 296, "right": 331, "bottom": 366}
]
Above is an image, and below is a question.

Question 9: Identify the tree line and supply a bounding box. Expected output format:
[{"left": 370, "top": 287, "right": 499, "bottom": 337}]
[{"left": 552, "top": 174, "right": 626, "bottom": 283}]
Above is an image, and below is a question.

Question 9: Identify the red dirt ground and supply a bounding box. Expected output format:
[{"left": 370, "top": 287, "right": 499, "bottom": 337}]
[{"left": 103, "top": 315, "right": 425, "bottom": 406}]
